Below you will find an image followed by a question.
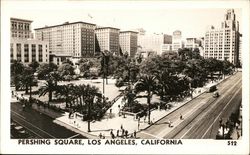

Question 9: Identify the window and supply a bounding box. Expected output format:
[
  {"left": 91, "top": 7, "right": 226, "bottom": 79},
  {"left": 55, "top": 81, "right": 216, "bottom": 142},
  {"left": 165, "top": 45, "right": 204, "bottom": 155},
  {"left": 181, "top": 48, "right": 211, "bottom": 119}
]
[
  {"left": 16, "top": 43, "right": 22, "bottom": 61},
  {"left": 24, "top": 44, "right": 29, "bottom": 62},
  {"left": 38, "top": 45, "right": 43, "bottom": 62},
  {"left": 10, "top": 43, "right": 14, "bottom": 62},
  {"left": 32, "top": 44, "right": 36, "bottom": 62}
]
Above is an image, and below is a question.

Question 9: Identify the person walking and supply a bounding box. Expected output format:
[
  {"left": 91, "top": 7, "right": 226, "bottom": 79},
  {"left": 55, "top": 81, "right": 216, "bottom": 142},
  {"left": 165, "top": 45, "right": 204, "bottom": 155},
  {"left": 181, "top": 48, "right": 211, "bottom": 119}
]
[
  {"left": 116, "top": 129, "right": 119, "bottom": 137},
  {"left": 180, "top": 114, "right": 183, "bottom": 120},
  {"left": 134, "top": 130, "right": 137, "bottom": 139}
]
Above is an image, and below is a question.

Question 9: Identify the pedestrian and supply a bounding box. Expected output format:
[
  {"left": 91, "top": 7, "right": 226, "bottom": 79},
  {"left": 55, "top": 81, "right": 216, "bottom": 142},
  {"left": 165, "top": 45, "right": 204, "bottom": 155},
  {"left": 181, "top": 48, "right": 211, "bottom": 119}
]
[
  {"left": 237, "top": 131, "right": 240, "bottom": 139},
  {"left": 219, "top": 118, "right": 223, "bottom": 126},
  {"left": 125, "top": 130, "right": 128, "bottom": 138},
  {"left": 121, "top": 125, "right": 123, "bottom": 130},
  {"left": 134, "top": 130, "right": 136, "bottom": 138},
  {"left": 180, "top": 114, "right": 183, "bottom": 120},
  {"left": 110, "top": 108, "right": 112, "bottom": 114},
  {"left": 22, "top": 103, "right": 25, "bottom": 111},
  {"left": 116, "top": 129, "right": 119, "bottom": 137},
  {"left": 122, "top": 129, "right": 125, "bottom": 138},
  {"left": 99, "top": 133, "right": 102, "bottom": 139}
]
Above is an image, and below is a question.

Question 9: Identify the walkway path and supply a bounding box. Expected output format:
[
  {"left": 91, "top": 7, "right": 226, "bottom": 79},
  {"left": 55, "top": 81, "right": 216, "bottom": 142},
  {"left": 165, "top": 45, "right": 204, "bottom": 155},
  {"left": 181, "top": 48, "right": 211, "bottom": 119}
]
[{"left": 11, "top": 73, "right": 234, "bottom": 139}]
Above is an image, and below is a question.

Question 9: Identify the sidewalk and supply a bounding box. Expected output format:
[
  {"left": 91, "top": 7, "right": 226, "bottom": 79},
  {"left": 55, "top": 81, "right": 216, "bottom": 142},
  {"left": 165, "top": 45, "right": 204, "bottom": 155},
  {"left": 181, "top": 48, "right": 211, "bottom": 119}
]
[{"left": 11, "top": 73, "right": 233, "bottom": 139}]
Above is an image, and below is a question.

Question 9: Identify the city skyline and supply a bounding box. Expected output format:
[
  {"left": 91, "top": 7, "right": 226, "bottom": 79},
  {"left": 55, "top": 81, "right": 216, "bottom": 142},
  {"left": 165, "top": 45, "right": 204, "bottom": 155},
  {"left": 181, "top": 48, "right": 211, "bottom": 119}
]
[{"left": 6, "top": 1, "right": 242, "bottom": 39}]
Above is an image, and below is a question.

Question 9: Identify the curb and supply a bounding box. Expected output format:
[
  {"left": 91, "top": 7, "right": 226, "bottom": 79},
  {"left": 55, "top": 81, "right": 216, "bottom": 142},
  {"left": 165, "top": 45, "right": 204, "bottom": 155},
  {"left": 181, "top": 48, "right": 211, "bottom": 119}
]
[
  {"left": 140, "top": 74, "right": 234, "bottom": 132},
  {"left": 54, "top": 119, "right": 98, "bottom": 139},
  {"left": 141, "top": 88, "right": 207, "bottom": 131}
]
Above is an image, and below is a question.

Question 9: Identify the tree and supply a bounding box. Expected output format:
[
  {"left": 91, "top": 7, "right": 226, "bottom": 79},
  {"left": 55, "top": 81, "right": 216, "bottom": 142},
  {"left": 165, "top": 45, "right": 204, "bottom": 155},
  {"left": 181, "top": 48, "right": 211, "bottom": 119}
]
[
  {"left": 75, "top": 84, "right": 102, "bottom": 132},
  {"left": 58, "top": 63, "right": 75, "bottom": 80},
  {"left": 37, "top": 63, "right": 61, "bottom": 103},
  {"left": 134, "top": 74, "right": 158, "bottom": 124},
  {"left": 21, "top": 66, "right": 35, "bottom": 98},
  {"left": 11, "top": 60, "right": 24, "bottom": 90},
  {"left": 37, "top": 63, "right": 58, "bottom": 80},
  {"left": 28, "top": 61, "right": 40, "bottom": 73},
  {"left": 55, "top": 84, "right": 74, "bottom": 108}
]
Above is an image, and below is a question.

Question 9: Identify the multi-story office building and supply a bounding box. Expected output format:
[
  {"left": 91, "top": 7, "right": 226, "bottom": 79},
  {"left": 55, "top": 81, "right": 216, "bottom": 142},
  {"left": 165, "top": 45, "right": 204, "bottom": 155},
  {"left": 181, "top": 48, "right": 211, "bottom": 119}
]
[
  {"left": 239, "top": 36, "right": 242, "bottom": 65},
  {"left": 172, "top": 30, "right": 184, "bottom": 52},
  {"left": 10, "top": 18, "right": 32, "bottom": 39},
  {"left": 10, "top": 18, "right": 49, "bottom": 64},
  {"left": 138, "top": 32, "right": 172, "bottom": 55},
  {"left": 35, "top": 21, "right": 96, "bottom": 60},
  {"left": 119, "top": 31, "right": 138, "bottom": 57},
  {"left": 10, "top": 38, "right": 49, "bottom": 64},
  {"left": 185, "top": 38, "right": 201, "bottom": 49},
  {"left": 161, "top": 44, "right": 172, "bottom": 53},
  {"left": 95, "top": 27, "right": 120, "bottom": 55},
  {"left": 204, "top": 9, "right": 240, "bottom": 65}
]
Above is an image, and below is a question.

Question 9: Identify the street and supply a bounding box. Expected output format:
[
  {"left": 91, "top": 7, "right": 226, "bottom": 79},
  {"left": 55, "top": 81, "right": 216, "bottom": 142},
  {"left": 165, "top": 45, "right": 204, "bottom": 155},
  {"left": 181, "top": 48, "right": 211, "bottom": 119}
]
[
  {"left": 11, "top": 102, "right": 87, "bottom": 139},
  {"left": 138, "top": 72, "right": 242, "bottom": 139}
]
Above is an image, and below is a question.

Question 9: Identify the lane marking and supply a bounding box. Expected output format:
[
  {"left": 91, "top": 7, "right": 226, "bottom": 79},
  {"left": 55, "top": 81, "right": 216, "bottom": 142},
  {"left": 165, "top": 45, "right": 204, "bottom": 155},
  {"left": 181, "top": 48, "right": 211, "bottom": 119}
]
[
  {"left": 12, "top": 119, "right": 43, "bottom": 138},
  {"left": 156, "top": 76, "right": 241, "bottom": 138},
  {"left": 11, "top": 111, "right": 56, "bottom": 138},
  {"left": 140, "top": 131, "right": 163, "bottom": 139},
  {"left": 164, "top": 77, "right": 241, "bottom": 139},
  {"left": 11, "top": 110, "right": 26, "bottom": 120},
  {"left": 67, "top": 134, "right": 80, "bottom": 139},
  {"left": 201, "top": 88, "right": 241, "bottom": 138},
  {"left": 156, "top": 101, "right": 205, "bottom": 138},
  {"left": 181, "top": 79, "right": 241, "bottom": 139}
]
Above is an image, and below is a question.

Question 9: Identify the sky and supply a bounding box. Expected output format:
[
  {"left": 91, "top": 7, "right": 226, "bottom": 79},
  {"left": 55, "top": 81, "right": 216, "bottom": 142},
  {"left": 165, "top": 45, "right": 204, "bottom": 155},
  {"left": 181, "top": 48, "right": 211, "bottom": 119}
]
[{"left": 4, "top": 0, "right": 242, "bottom": 38}]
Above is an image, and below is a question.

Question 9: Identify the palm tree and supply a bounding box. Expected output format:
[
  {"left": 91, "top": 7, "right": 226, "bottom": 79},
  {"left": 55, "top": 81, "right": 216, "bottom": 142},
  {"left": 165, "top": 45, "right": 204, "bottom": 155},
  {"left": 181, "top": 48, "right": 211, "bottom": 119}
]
[
  {"left": 11, "top": 60, "right": 24, "bottom": 90},
  {"left": 135, "top": 74, "right": 158, "bottom": 124},
  {"left": 38, "top": 79, "right": 56, "bottom": 104},
  {"left": 21, "top": 66, "right": 35, "bottom": 104},
  {"left": 55, "top": 84, "right": 74, "bottom": 108},
  {"left": 77, "top": 84, "right": 101, "bottom": 132}
]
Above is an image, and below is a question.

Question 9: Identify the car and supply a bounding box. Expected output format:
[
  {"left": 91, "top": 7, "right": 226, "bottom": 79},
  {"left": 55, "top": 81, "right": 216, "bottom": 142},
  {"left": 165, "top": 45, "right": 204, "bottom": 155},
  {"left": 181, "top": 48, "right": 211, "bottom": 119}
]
[{"left": 213, "top": 91, "right": 219, "bottom": 98}]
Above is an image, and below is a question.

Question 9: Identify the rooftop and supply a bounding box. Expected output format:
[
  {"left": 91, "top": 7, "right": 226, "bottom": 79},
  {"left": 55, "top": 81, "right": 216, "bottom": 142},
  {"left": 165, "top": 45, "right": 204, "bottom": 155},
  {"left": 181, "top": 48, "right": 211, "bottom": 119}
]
[
  {"left": 120, "top": 31, "right": 138, "bottom": 34},
  {"left": 10, "top": 17, "right": 33, "bottom": 23},
  {"left": 34, "top": 21, "right": 96, "bottom": 30},
  {"left": 95, "top": 27, "right": 120, "bottom": 30}
]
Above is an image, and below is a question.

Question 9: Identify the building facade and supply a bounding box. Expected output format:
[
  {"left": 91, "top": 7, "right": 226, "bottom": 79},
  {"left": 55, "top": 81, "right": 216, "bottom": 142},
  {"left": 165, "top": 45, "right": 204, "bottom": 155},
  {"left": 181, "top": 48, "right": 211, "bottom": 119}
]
[
  {"left": 185, "top": 38, "right": 201, "bottom": 49},
  {"left": 10, "top": 38, "right": 49, "bottom": 64},
  {"left": 138, "top": 33, "right": 172, "bottom": 55},
  {"left": 119, "top": 31, "right": 138, "bottom": 57},
  {"left": 95, "top": 27, "right": 120, "bottom": 55},
  {"left": 10, "top": 18, "right": 32, "bottom": 39},
  {"left": 172, "top": 30, "right": 184, "bottom": 52},
  {"left": 161, "top": 44, "right": 172, "bottom": 53},
  {"left": 35, "top": 21, "right": 96, "bottom": 59},
  {"left": 10, "top": 18, "right": 49, "bottom": 64},
  {"left": 204, "top": 9, "right": 240, "bottom": 65}
]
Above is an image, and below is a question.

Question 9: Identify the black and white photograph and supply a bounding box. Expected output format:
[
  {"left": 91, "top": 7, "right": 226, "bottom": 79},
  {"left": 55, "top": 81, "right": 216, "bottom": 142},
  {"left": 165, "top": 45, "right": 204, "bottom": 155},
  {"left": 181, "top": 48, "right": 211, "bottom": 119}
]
[{"left": 1, "top": 0, "right": 249, "bottom": 154}]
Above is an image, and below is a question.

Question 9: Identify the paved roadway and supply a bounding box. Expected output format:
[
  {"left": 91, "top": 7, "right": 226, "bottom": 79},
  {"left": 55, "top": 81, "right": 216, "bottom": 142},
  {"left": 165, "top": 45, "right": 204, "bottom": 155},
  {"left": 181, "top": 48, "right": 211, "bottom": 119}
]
[
  {"left": 138, "top": 72, "right": 242, "bottom": 139},
  {"left": 11, "top": 102, "right": 87, "bottom": 139}
]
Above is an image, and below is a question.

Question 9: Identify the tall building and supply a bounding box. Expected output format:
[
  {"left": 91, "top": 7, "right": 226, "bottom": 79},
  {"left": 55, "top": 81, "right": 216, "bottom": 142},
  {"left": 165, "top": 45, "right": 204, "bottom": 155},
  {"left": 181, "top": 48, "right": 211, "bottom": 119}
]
[
  {"left": 185, "top": 38, "right": 201, "bottom": 49},
  {"left": 138, "top": 32, "right": 172, "bottom": 55},
  {"left": 161, "top": 44, "right": 172, "bottom": 53},
  {"left": 172, "top": 30, "right": 184, "bottom": 52},
  {"left": 35, "top": 21, "right": 96, "bottom": 59},
  {"left": 95, "top": 27, "right": 120, "bottom": 55},
  {"left": 10, "top": 18, "right": 49, "bottom": 64},
  {"left": 119, "top": 31, "right": 138, "bottom": 57},
  {"left": 204, "top": 9, "right": 240, "bottom": 65},
  {"left": 10, "top": 18, "right": 32, "bottom": 39},
  {"left": 11, "top": 38, "right": 49, "bottom": 63}
]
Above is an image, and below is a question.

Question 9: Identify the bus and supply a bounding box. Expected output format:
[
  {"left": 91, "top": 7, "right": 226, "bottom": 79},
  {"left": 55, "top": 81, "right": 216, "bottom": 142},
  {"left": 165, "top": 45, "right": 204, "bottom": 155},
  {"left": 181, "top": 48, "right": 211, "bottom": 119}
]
[{"left": 205, "top": 83, "right": 217, "bottom": 92}]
